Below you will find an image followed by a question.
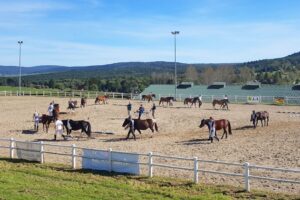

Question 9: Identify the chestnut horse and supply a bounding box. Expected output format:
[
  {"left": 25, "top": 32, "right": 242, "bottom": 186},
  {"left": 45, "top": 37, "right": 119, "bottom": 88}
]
[
  {"left": 142, "top": 94, "right": 156, "bottom": 102},
  {"left": 95, "top": 95, "right": 108, "bottom": 104},
  {"left": 122, "top": 118, "right": 158, "bottom": 140},
  {"left": 159, "top": 97, "right": 175, "bottom": 106},
  {"left": 212, "top": 99, "right": 229, "bottom": 110},
  {"left": 199, "top": 118, "right": 232, "bottom": 139}
]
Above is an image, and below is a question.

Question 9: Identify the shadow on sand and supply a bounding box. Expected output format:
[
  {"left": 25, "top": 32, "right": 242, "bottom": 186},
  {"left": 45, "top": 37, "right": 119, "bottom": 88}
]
[
  {"left": 21, "top": 129, "right": 37, "bottom": 134},
  {"left": 177, "top": 138, "right": 212, "bottom": 145}
]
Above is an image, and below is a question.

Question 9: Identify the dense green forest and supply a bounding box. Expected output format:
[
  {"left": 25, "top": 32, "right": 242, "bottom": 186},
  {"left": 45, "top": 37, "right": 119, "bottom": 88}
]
[{"left": 0, "top": 52, "right": 299, "bottom": 93}]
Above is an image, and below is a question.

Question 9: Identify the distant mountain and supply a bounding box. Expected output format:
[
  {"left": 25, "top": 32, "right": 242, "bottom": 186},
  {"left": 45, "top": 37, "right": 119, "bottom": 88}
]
[
  {"left": 0, "top": 65, "right": 70, "bottom": 76},
  {"left": 0, "top": 52, "right": 299, "bottom": 78}
]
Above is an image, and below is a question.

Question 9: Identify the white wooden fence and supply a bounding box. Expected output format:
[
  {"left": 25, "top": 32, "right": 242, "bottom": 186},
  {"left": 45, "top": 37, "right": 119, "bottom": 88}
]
[
  {"left": 0, "top": 138, "right": 299, "bottom": 192},
  {"left": 1, "top": 90, "right": 300, "bottom": 105}
]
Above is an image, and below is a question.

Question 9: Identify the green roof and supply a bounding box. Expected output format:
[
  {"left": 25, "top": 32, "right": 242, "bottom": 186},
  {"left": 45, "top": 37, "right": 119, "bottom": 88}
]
[{"left": 141, "top": 84, "right": 300, "bottom": 97}]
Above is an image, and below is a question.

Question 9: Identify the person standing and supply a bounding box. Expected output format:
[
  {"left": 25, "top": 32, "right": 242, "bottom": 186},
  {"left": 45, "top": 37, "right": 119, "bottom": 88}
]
[
  {"left": 137, "top": 104, "right": 144, "bottom": 119},
  {"left": 208, "top": 117, "right": 219, "bottom": 143},
  {"left": 54, "top": 118, "right": 64, "bottom": 140},
  {"left": 125, "top": 115, "right": 135, "bottom": 140},
  {"left": 150, "top": 103, "right": 156, "bottom": 119},
  {"left": 33, "top": 111, "right": 40, "bottom": 131},
  {"left": 127, "top": 101, "right": 132, "bottom": 116}
]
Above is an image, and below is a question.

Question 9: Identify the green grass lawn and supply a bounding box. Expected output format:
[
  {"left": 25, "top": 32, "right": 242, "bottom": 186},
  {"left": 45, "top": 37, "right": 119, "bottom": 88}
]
[
  {"left": 0, "top": 158, "right": 298, "bottom": 200},
  {"left": 0, "top": 86, "right": 59, "bottom": 92}
]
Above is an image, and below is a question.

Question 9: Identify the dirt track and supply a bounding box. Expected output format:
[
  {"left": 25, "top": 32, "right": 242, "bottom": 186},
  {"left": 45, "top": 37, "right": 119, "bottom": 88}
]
[{"left": 0, "top": 96, "right": 299, "bottom": 193}]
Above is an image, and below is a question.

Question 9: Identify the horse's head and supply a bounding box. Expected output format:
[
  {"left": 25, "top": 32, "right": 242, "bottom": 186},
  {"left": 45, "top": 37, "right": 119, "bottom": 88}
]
[
  {"left": 122, "top": 118, "right": 131, "bottom": 127},
  {"left": 199, "top": 119, "right": 206, "bottom": 128}
]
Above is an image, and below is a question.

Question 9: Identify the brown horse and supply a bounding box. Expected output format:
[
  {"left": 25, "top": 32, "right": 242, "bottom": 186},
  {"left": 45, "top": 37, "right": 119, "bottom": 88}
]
[
  {"left": 184, "top": 97, "right": 202, "bottom": 108},
  {"left": 95, "top": 95, "right": 108, "bottom": 104},
  {"left": 251, "top": 111, "right": 269, "bottom": 128},
  {"left": 199, "top": 118, "right": 232, "bottom": 139},
  {"left": 40, "top": 114, "right": 53, "bottom": 133},
  {"left": 53, "top": 104, "right": 60, "bottom": 121},
  {"left": 68, "top": 100, "right": 77, "bottom": 110},
  {"left": 80, "top": 97, "right": 87, "bottom": 108},
  {"left": 212, "top": 99, "right": 229, "bottom": 110},
  {"left": 159, "top": 97, "right": 175, "bottom": 106},
  {"left": 122, "top": 118, "right": 158, "bottom": 140},
  {"left": 142, "top": 94, "right": 156, "bottom": 102}
]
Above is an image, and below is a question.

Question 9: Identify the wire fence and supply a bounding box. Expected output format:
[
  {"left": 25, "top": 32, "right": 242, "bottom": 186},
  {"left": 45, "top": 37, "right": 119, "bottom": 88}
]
[{"left": 0, "top": 138, "right": 299, "bottom": 192}]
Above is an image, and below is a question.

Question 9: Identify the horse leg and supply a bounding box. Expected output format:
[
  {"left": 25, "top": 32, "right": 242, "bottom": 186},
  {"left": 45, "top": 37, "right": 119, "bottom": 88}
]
[{"left": 126, "top": 130, "right": 131, "bottom": 140}]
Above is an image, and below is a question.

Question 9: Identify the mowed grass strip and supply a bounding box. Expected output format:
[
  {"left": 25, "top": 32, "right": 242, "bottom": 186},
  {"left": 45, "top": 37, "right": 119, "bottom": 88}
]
[{"left": 0, "top": 158, "right": 298, "bottom": 200}]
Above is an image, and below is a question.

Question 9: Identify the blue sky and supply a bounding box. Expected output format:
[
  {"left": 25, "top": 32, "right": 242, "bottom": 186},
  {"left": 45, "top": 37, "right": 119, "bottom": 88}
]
[{"left": 1, "top": 0, "right": 300, "bottom": 66}]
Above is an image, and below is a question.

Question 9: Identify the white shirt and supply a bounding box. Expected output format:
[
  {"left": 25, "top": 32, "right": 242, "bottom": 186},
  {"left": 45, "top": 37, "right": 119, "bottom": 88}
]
[
  {"left": 55, "top": 120, "right": 63, "bottom": 130},
  {"left": 33, "top": 112, "right": 39, "bottom": 122}
]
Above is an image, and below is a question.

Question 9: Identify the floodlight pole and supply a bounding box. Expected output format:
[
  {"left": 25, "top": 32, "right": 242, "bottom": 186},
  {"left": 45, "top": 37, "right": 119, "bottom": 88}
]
[
  {"left": 171, "top": 31, "right": 179, "bottom": 100},
  {"left": 18, "top": 41, "right": 23, "bottom": 95}
]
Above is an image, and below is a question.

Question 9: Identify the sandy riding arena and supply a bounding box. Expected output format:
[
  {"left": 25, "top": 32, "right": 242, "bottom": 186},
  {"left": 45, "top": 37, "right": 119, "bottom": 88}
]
[{"left": 0, "top": 96, "right": 299, "bottom": 193}]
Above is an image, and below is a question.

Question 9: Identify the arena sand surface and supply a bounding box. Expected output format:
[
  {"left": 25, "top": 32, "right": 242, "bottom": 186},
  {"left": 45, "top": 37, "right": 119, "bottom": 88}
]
[{"left": 0, "top": 96, "right": 299, "bottom": 194}]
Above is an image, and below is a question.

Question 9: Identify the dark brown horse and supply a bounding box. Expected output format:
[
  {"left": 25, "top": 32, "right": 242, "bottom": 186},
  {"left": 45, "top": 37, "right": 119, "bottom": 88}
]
[
  {"left": 122, "top": 118, "right": 158, "bottom": 140},
  {"left": 159, "top": 97, "right": 175, "bottom": 106},
  {"left": 68, "top": 100, "right": 77, "bottom": 110},
  {"left": 184, "top": 97, "right": 202, "bottom": 108},
  {"left": 251, "top": 111, "right": 269, "bottom": 128},
  {"left": 142, "top": 94, "right": 156, "bottom": 102},
  {"left": 212, "top": 99, "right": 229, "bottom": 110},
  {"left": 80, "top": 97, "right": 87, "bottom": 108},
  {"left": 40, "top": 114, "right": 53, "bottom": 133},
  {"left": 95, "top": 95, "right": 108, "bottom": 104},
  {"left": 199, "top": 118, "right": 232, "bottom": 139}
]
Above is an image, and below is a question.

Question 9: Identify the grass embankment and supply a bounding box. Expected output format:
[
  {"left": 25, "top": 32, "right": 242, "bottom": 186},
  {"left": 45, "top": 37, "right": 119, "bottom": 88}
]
[{"left": 0, "top": 159, "right": 298, "bottom": 200}]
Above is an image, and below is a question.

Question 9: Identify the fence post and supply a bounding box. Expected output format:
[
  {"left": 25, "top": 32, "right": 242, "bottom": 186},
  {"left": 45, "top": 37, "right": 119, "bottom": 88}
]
[
  {"left": 285, "top": 96, "right": 288, "bottom": 105},
  {"left": 121, "top": 93, "right": 124, "bottom": 99},
  {"left": 88, "top": 92, "right": 90, "bottom": 98},
  {"left": 10, "top": 91, "right": 12, "bottom": 96},
  {"left": 112, "top": 93, "right": 115, "bottom": 99},
  {"left": 4, "top": 91, "right": 6, "bottom": 96},
  {"left": 23, "top": 91, "right": 24, "bottom": 96},
  {"left": 194, "top": 157, "right": 198, "bottom": 183},
  {"left": 244, "top": 162, "right": 250, "bottom": 192},
  {"left": 40, "top": 141, "right": 44, "bottom": 164},
  {"left": 148, "top": 152, "right": 153, "bottom": 177},
  {"left": 72, "top": 92, "right": 74, "bottom": 98},
  {"left": 109, "top": 148, "right": 112, "bottom": 172},
  {"left": 29, "top": 91, "right": 31, "bottom": 96},
  {"left": 10, "top": 138, "right": 15, "bottom": 159},
  {"left": 43, "top": 91, "right": 45, "bottom": 96},
  {"left": 72, "top": 144, "right": 76, "bottom": 169},
  {"left": 235, "top": 95, "right": 237, "bottom": 103},
  {"left": 212, "top": 95, "right": 214, "bottom": 101},
  {"left": 130, "top": 93, "right": 133, "bottom": 99}
]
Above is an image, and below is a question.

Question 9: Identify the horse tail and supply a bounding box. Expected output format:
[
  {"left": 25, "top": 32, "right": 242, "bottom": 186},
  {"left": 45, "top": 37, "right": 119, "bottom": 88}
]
[
  {"left": 228, "top": 120, "right": 232, "bottom": 135},
  {"left": 154, "top": 122, "right": 158, "bottom": 132},
  {"left": 86, "top": 122, "right": 92, "bottom": 137}
]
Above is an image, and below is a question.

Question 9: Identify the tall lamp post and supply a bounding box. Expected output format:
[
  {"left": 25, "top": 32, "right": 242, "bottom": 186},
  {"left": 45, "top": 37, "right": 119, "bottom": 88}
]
[
  {"left": 18, "top": 41, "right": 23, "bottom": 95},
  {"left": 171, "top": 31, "right": 179, "bottom": 100}
]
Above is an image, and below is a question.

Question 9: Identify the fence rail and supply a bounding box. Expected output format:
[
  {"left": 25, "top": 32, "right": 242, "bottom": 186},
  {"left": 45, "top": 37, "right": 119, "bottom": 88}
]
[
  {"left": 1, "top": 90, "right": 300, "bottom": 105},
  {"left": 0, "top": 138, "right": 299, "bottom": 192}
]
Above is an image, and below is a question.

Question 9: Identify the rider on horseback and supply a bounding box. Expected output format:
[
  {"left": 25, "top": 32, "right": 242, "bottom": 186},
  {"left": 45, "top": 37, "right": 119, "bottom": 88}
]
[{"left": 48, "top": 102, "right": 54, "bottom": 116}]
